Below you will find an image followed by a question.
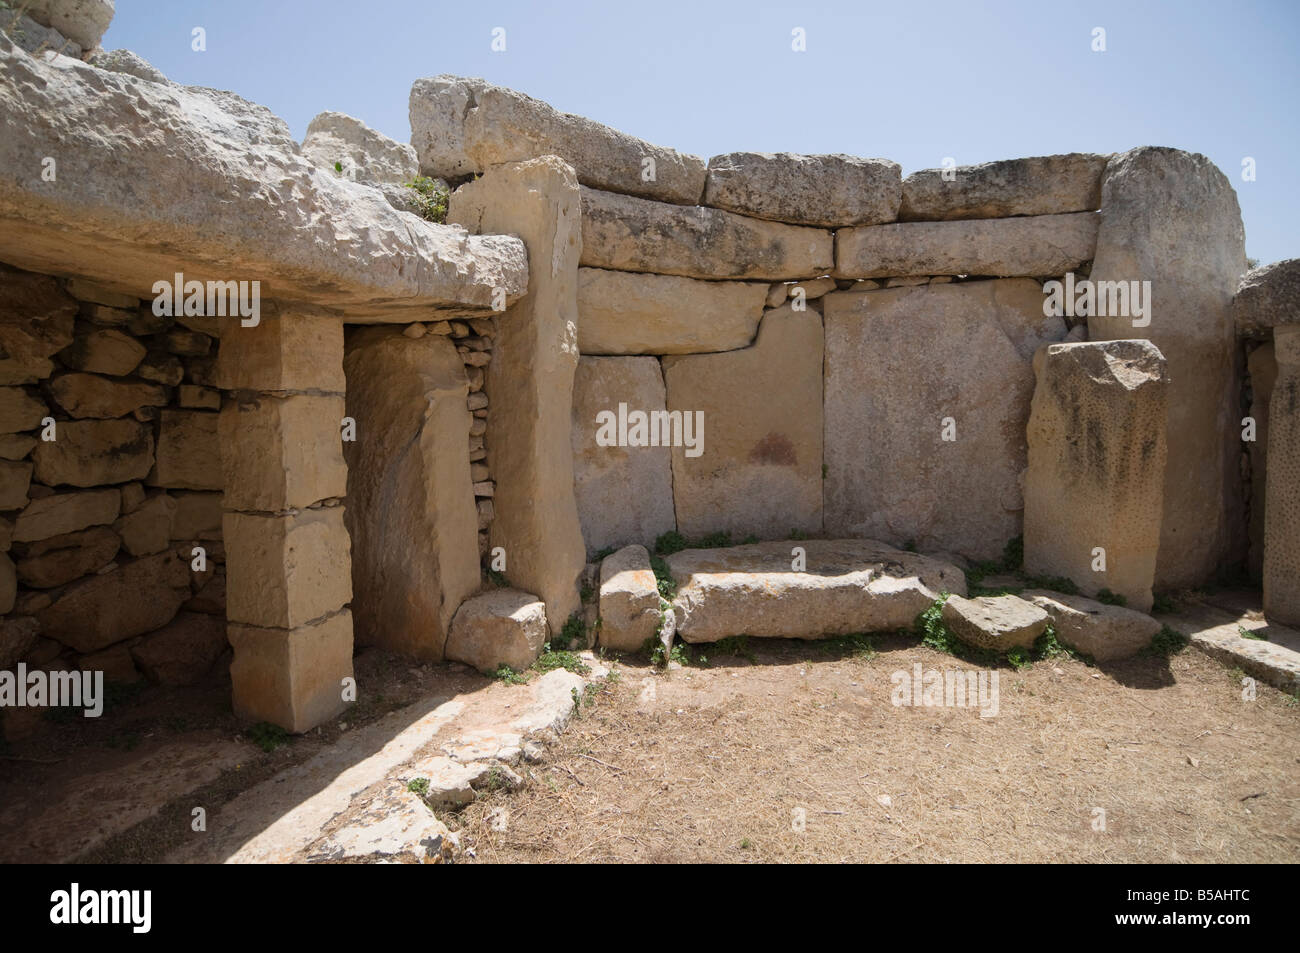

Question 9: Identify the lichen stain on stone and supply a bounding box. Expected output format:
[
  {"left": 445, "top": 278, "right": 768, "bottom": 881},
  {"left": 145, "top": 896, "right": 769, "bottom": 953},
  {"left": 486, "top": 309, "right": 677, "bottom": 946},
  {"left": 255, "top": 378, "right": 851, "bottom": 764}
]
[{"left": 748, "top": 432, "right": 797, "bottom": 466}]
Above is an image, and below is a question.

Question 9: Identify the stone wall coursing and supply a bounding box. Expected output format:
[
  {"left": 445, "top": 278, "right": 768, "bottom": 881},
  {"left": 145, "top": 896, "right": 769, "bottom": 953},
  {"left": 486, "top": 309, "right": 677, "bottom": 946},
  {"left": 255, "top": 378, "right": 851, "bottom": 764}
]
[{"left": 0, "top": 263, "right": 227, "bottom": 690}]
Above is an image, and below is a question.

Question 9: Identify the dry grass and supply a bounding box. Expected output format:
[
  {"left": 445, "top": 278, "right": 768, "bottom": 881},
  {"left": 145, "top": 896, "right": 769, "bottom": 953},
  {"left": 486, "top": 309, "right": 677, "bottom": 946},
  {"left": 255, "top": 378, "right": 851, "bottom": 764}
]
[{"left": 454, "top": 635, "right": 1300, "bottom": 863}]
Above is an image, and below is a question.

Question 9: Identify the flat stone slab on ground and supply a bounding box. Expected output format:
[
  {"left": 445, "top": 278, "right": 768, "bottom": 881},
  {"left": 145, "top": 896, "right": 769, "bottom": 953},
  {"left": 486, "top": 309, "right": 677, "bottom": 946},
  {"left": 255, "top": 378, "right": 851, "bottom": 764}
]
[
  {"left": 1022, "top": 589, "right": 1161, "bottom": 661},
  {"left": 941, "top": 593, "right": 1050, "bottom": 651},
  {"left": 667, "top": 539, "right": 967, "bottom": 643}
]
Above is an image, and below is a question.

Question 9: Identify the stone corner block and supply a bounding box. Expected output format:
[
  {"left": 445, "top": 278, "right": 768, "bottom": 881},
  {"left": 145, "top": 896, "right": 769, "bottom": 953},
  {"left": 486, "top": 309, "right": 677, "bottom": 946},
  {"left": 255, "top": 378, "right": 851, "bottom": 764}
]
[
  {"left": 228, "top": 610, "right": 354, "bottom": 733},
  {"left": 597, "top": 544, "right": 661, "bottom": 652},
  {"left": 445, "top": 588, "right": 548, "bottom": 673}
]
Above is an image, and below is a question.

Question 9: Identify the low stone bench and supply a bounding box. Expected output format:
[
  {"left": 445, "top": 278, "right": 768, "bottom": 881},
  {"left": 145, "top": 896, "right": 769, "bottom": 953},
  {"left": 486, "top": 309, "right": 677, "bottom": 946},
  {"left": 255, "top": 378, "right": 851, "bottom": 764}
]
[{"left": 665, "top": 539, "right": 966, "bottom": 643}]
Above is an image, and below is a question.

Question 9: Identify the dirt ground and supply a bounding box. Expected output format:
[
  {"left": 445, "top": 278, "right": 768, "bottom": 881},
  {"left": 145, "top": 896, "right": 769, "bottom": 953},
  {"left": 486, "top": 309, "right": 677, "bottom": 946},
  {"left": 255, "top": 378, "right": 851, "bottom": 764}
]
[{"left": 453, "top": 635, "right": 1300, "bottom": 863}]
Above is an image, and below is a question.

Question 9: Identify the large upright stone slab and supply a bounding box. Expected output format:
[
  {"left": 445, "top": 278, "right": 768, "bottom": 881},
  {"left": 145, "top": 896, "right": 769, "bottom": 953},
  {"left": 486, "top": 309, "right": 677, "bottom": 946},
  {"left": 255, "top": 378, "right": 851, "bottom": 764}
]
[
  {"left": 1246, "top": 342, "right": 1275, "bottom": 581},
  {"left": 1233, "top": 258, "right": 1300, "bottom": 335},
  {"left": 448, "top": 157, "right": 585, "bottom": 635},
  {"left": 823, "top": 280, "right": 1066, "bottom": 560},
  {"left": 1023, "top": 341, "right": 1169, "bottom": 612},
  {"left": 1264, "top": 326, "right": 1300, "bottom": 626},
  {"left": 834, "top": 213, "right": 1098, "bottom": 279},
  {"left": 899, "top": 153, "right": 1108, "bottom": 221},
  {"left": 661, "top": 305, "right": 823, "bottom": 540},
  {"left": 576, "top": 268, "right": 767, "bottom": 355},
  {"left": 571, "top": 356, "right": 675, "bottom": 555},
  {"left": 1088, "top": 147, "right": 1247, "bottom": 588},
  {"left": 342, "top": 327, "right": 480, "bottom": 659},
  {"left": 703, "top": 152, "right": 901, "bottom": 227},
  {"left": 580, "top": 187, "right": 833, "bottom": 281},
  {"left": 410, "top": 75, "right": 706, "bottom": 205},
  {"left": 0, "top": 266, "right": 75, "bottom": 385}
]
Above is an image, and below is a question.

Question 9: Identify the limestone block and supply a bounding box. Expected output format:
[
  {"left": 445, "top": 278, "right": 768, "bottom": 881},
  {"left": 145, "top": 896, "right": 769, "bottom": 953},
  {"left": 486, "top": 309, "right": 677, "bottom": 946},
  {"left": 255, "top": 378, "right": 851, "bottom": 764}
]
[
  {"left": 170, "top": 490, "right": 222, "bottom": 541},
  {"left": 0, "top": 268, "right": 75, "bottom": 384},
  {"left": 1247, "top": 342, "right": 1275, "bottom": 581},
  {"left": 58, "top": 328, "right": 146, "bottom": 376},
  {"left": 0, "top": 551, "right": 12, "bottom": 613},
  {"left": 571, "top": 356, "right": 676, "bottom": 555},
  {"left": 130, "top": 611, "right": 226, "bottom": 686},
  {"left": 411, "top": 74, "right": 706, "bottom": 205},
  {"left": 0, "top": 434, "right": 35, "bottom": 459},
  {"left": 580, "top": 186, "right": 833, "bottom": 281},
  {"left": 21, "top": 0, "right": 114, "bottom": 51},
  {"left": 667, "top": 540, "right": 967, "bottom": 643},
  {"left": 0, "top": 459, "right": 31, "bottom": 509},
  {"left": 15, "top": 524, "right": 119, "bottom": 588},
  {"left": 301, "top": 111, "right": 418, "bottom": 186},
  {"left": 224, "top": 506, "right": 352, "bottom": 630},
  {"left": 12, "top": 488, "right": 119, "bottom": 542},
  {"left": 1023, "top": 341, "right": 1168, "bottom": 611},
  {"left": 662, "top": 305, "right": 823, "bottom": 540},
  {"left": 219, "top": 395, "right": 347, "bottom": 511},
  {"left": 823, "top": 280, "right": 1065, "bottom": 560},
  {"left": 445, "top": 589, "right": 548, "bottom": 673},
  {"left": 150, "top": 409, "right": 220, "bottom": 490},
  {"left": 597, "top": 544, "right": 661, "bottom": 652},
  {"left": 49, "top": 372, "right": 167, "bottom": 419},
  {"left": 834, "top": 212, "right": 1099, "bottom": 279},
  {"left": 77, "top": 643, "right": 139, "bottom": 683},
  {"left": 1088, "top": 147, "right": 1247, "bottom": 588},
  {"left": 113, "top": 492, "right": 175, "bottom": 556},
  {"left": 1233, "top": 258, "right": 1300, "bottom": 334},
  {"left": 1264, "top": 326, "right": 1300, "bottom": 625},
  {"left": 216, "top": 313, "right": 345, "bottom": 393},
  {"left": 342, "top": 327, "right": 480, "bottom": 660},
  {"left": 941, "top": 594, "right": 1050, "bottom": 652},
  {"left": 703, "top": 152, "right": 901, "bottom": 227},
  {"left": 0, "top": 616, "right": 40, "bottom": 670},
  {"left": 228, "top": 610, "right": 354, "bottom": 733},
  {"left": 900, "top": 153, "right": 1108, "bottom": 221},
  {"left": 448, "top": 157, "right": 585, "bottom": 636},
  {"left": 1022, "top": 590, "right": 1161, "bottom": 661},
  {"left": 576, "top": 268, "right": 767, "bottom": 355},
  {"left": 35, "top": 548, "right": 190, "bottom": 653},
  {"left": 33, "top": 418, "right": 154, "bottom": 486}
]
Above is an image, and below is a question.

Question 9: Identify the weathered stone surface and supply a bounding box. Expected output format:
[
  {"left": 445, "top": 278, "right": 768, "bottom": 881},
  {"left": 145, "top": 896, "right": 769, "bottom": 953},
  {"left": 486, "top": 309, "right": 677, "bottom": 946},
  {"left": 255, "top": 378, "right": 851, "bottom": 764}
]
[
  {"left": 150, "top": 410, "right": 219, "bottom": 490},
  {"left": 449, "top": 157, "right": 585, "bottom": 636},
  {"left": 703, "top": 152, "right": 901, "bottom": 227},
  {"left": 78, "top": 642, "right": 140, "bottom": 683},
  {"left": 130, "top": 611, "right": 226, "bottom": 685},
  {"left": 576, "top": 268, "right": 767, "bottom": 355},
  {"left": 1088, "top": 147, "right": 1247, "bottom": 588},
  {"left": 49, "top": 372, "right": 167, "bottom": 418},
  {"left": 15, "top": 524, "right": 119, "bottom": 588},
  {"left": 900, "top": 153, "right": 1108, "bottom": 221},
  {"left": 22, "top": 0, "right": 114, "bottom": 51},
  {"left": 597, "top": 545, "right": 661, "bottom": 652},
  {"left": 0, "top": 551, "right": 12, "bottom": 612},
  {"left": 342, "top": 327, "right": 480, "bottom": 660},
  {"left": 667, "top": 540, "right": 967, "bottom": 643},
  {"left": 135, "top": 352, "right": 183, "bottom": 386},
  {"left": 662, "top": 305, "right": 823, "bottom": 540},
  {"left": 445, "top": 589, "right": 548, "bottom": 673},
  {"left": 3, "top": 11, "right": 81, "bottom": 58},
  {"left": 570, "top": 356, "right": 675, "bottom": 555},
  {"left": 219, "top": 396, "right": 346, "bottom": 511},
  {"left": 0, "top": 459, "right": 30, "bottom": 509},
  {"left": 0, "top": 387, "right": 47, "bottom": 432},
  {"left": 1247, "top": 342, "right": 1275, "bottom": 581},
  {"left": 302, "top": 111, "right": 418, "bottom": 187},
  {"left": 58, "top": 328, "right": 145, "bottom": 375},
  {"left": 580, "top": 186, "right": 833, "bottom": 281},
  {"left": 228, "top": 611, "right": 353, "bottom": 733},
  {"left": 12, "top": 488, "right": 118, "bottom": 542},
  {"left": 0, "top": 267, "right": 76, "bottom": 384},
  {"left": 0, "top": 616, "right": 40, "bottom": 670},
  {"left": 941, "top": 594, "right": 1050, "bottom": 651},
  {"left": 823, "top": 280, "right": 1066, "bottom": 560},
  {"left": 36, "top": 548, "right": 189, "bottom": 653},
  {"left": 834, "top": 212, "right": 1098, "bottom": 279},
  {"left": 170, "top": 490, "right": 222, "bottom": 541},
  {"left": 0, "top": 36, "right": 527, "bottom": 320},
  {"left": 216, "top": 312, "right": 343, "bottom": 393},
  {"left": 224, "top": 506, "right": 352, "bottom": 630},
  {"left": 114, "top": 492, "right": 175, "bottom": 556},
  {"left": 1023, "top": 341, "right": 1168, "bottom": 611},
  {"left": 309, "top": 778, "right": 454, "bottom": 862},
  {"left": 1233, "top": 258, "right": 1300, "bottom": 334},
  {"left": 184, "top": 566, "right": 225, "bottom": 615},
  {"left": 1264, "top": 326, "right": 1300, "bottom": 626},
  {"left": 411, "top": 74, "right": 706, "bottom": 205},
  {"left": 1022, "top": 590, "right": 1160, "bottom": 661},
  {"left": 87, "top": 48, "right": 167, "bottom": 84},
  {"left": 0, "top": 434, "right": 35, "bottom": 459},
  {"left": 32, "top": 418, "right": 154, "bottom": 486}
]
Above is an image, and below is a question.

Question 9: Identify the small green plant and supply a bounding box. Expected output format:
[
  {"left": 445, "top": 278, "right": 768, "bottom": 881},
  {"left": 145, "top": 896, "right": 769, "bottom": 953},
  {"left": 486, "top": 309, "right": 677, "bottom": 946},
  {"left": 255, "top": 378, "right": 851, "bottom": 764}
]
[
  {"left": 821, "top": 463, "right": 828, "bottom": 479},
  {"left": 534, "top": 645, "right": 591, "bottom": 676},
  {"left": 740, "top": 838, "right": 753, "bottom": 850},
  {"left": 789, "top": 528, "right": 807, "bottom": 541},
  {"left": 916, "top": 594, "right": 957, "bottom": 653},
  {"left": 1237, "top": 625, "right": 1268, "bottom": 641},
  {"left": 592, "top": 546, "right": 617, "bottom": 562},
  {"left": 902, "top": 538, "right": 917, "bottom": 553},
  {"left": 1006, "top": 647, "right": 1032, "bottom": 670},
  {"left": 248, "top": 721, "right": 290, "bottom": 753},
  {"left": 407, "top": 777, "right": 430, "bottom": 796},
  {"left": 402, "top": 175, "right": 449, "bottom": 223},
  {"left": 1150, "top": 592, "right": 1176, "bottom": 615},
  {"left": 1096, "top": 588, "right": 1127, "bottom": 606},
  {"left": 334, "top": 160, "right": 343, "bottom": 173},
  {"left": 570, "top": 686, "right": 581, "bottom": 715},
  {"left": 741, "top": 534, "right": 759, "bottom": 544},
  {"left": 649, "top": 554, "right": 677, "bottom": 601},
  {"left": 654, "top": 530, "right": 688, "bottom": 555},
  {"left": 714, "top": 635, "right": 756, "bottom": 661},
  {"left": 555, "top": 611, "right": 588, "bottom": 650},
  {"left": 1144, "top": 625, "right": 1189, "bottom": 657},
  {"left": 494, "top": 664, "right": 529, "bottom": 685},
  {"left": 1021, "top": 574, "right": 1080, "bottom": 595},
  {"left": 579, "top": 580, "right": 595, "bottom": 605},
  {"left": 485, "top": 567, "right": 508, "bottom": 588}
]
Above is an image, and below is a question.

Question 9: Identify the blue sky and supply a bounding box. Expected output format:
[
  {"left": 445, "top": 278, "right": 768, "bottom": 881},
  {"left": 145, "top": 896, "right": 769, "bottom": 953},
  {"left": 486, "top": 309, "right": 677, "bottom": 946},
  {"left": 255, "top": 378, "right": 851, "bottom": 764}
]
[{"left": 104, "top": 0, "right": 1298, "bottom": 264}]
